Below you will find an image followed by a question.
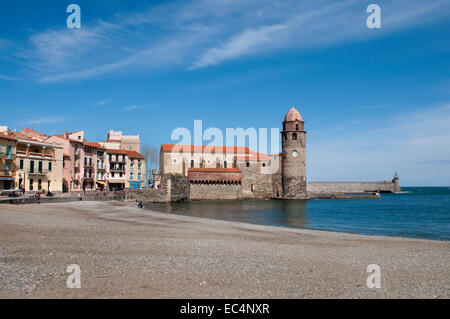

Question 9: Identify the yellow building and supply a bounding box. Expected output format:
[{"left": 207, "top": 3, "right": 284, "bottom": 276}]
[
  {"left": 126, "top": 150, "right": 145, "bottom": 189},
  {"left": 0, "top": 132, "right": 17, "bottom": 190},
  {"left": 13, "top": 134, "right": 64, "bottom": 193}
]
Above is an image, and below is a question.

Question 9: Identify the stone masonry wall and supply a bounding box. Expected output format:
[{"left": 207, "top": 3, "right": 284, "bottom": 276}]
[
  {"left": 307, "top": 181, "right": 398, "bottom": 194},
  {"left": 190, "top": 183, "right": 243, "bottom": 200}
]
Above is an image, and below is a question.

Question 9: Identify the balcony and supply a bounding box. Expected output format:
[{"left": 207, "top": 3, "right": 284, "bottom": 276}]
[
  {"left": 28, "top": 169, "right": 49, "bottom": 175},
  {"left": 0, "top": 153, "right": 14, "bottom": 159},
  {"left": 0, "top": 170, "right": 13, "bottom": 177},
  {"left": 84, "top": 163, "right": 94, "bottom": 168},
  {"left": 109, "top": 157, "right": 126, "bottom": 163},
  {"left": 97, "top": 166, "right": 106, "bottom": 170},
  {"left": 110, "top": 167, "right": 124, "bottom": 172},
  {"left": 16, "top": 150, "right": 52, "bottom": 159}
]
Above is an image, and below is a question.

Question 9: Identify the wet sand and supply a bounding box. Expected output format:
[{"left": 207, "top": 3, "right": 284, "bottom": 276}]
[{"left": 0, "top": 201, "right": 448, "bottom": 298}]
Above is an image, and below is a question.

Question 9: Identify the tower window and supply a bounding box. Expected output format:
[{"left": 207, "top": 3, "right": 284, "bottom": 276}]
[
  {"left": 292, "top": 133, "right": 297, "bottom": 140},
  {"left": 284, "top": 134, "right": 287, "bottom": 140},
  {"left": 296, "top": 124, "right": 299, "bottom": 130}
]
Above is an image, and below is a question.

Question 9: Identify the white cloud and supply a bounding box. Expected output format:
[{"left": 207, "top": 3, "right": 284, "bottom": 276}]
[
  {"left": 307, "top": 103, "right": 450, "bottom": 185},
  {"left": 13, "top": 0, "right": 450, "bottom": 81},
  {"left": 93, "top": 98, "right": 111, "bottom": 107},
  {"left": 21, "top": 117, "right": 67, "bottom": 125},
  {"left": 0, "top": 74, "right": 22, "bottom": 81}
]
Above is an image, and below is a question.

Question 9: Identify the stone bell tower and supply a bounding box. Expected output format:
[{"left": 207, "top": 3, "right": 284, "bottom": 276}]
[{"left": 281, "top": 106, "right": 307, "bottom": 198}]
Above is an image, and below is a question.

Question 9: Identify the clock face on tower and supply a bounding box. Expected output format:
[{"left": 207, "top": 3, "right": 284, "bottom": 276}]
[{"left": 292, "top": 151, "right": 298, "bottom": 158}]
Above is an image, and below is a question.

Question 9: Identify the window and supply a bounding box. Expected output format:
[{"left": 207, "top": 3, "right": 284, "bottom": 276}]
[
  {"left": 246, "top": 162, "right": 250, "bottom": 167},
  {"left": 119, "top": 173, "right": 123, "bottom": 178},
  {"left": 292, "top": 133, "right": 297, "bottom": 140},
  {"left": 138, "top": 173, "right": 141, "bottom": 180},
  {"left": 5, "top": 162, "right": 10, "bottom": 174},
  {"left": 130, "top": 173, "right": 134, "bottom": 180},
  {"left": 224, "top": 161, "right": 227, "bottom": 168},
  {"left": 30, "top": 161, "right": 35, "bottom": 173},
  {"left": 48, "top": 162, "right": 52, "bottom": 171},
  {"left": 284, "top": 134, "right": 287, "bottom": 140},
  {"left": 6, "top": 145, "right": 11, "bottom": 158},
  {"left": 38, "top": 161, "right": 43, "bottom": 173},
  {"left": 38, "top": 179, "right": 42, "bottom": 190},
  {"left": 262, "top": 163, "right": 266, "bottom": 167},
  {"left": 63, "top": 158, "right": 65, "bottom": 168},
  {"left": 29, "top": 179, "right": 33, "bottom": 190},
  {"left": 190, "top": 160, "right": 194, "bottom": 168},
  {"left": 20, "top": 159, "right": 24, "bottom": 170},
  {"left": 296, "top": 124, "right": 299, "bottom": 130},
  {"left": 89, "top": 158, "right": 92, "bottom": 166}
]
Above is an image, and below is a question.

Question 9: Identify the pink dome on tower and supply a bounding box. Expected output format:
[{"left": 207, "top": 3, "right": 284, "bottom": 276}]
[{"left": 284, "top": 107, "right": 303, "bottom": 122}]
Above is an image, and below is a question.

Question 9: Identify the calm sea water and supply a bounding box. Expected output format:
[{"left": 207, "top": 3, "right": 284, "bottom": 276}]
[{"left": 145, "top": 187, "right": 450, "bottom": 241}]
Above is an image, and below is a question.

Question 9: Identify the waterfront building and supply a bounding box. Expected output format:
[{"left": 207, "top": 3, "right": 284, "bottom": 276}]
[
  {"left": 126, "top": 150, "right": 145, "bottom": 189},
  {"left": 0, "top": 131, "right": 17, "bottom": 190},
  {"left": 106, "top": 149, "right": 128, "bottom": 191},
  {"left": 100, "top": 130, "right": 140, "bottom": 152},
  {"left": 13, "top": 132, "right": 63, "bottom": 193}
]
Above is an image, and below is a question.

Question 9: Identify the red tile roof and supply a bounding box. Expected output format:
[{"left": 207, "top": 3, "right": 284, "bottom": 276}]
[
  {"left": 83, "top": 141, "right": 106, "bottom": 149},
  {"left": 234, "top": 153, "right": 271, "bottom": 162},
  {"left": 126, "top": 150, "right": 144, "bottom": 159},
  {"left": 23, "top": 128, "right": 48, "bottom": 136},
  {"left": 161, "top": 144, "right": 252, "bottom": 154},
  {"left": 0, "top": 132, "right": 17, "bottom": 140},
  {"left": 50, "top": 135, "right": 83, "bottom": 143},
  {"left": 188, "top": 168, "right": 241, "bottom": 173},
  {"left": 106, "top": 148, "right": 129, "bottom": 154}
]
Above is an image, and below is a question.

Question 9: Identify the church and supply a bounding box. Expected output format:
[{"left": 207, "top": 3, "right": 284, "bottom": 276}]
[
  {"left": 151, "top": 106, "right": 400, "bottom": 201},
  {"left": 156, "top": 107, "right": 307, "bottom": 200}
]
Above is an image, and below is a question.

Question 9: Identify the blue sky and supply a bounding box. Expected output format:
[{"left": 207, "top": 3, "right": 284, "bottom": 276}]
[{"left": 1, "top": 0, "right": 449, "bottom": 185}]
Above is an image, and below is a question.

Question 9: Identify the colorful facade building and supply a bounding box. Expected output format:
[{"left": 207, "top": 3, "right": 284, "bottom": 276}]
[
  {"left": 45, "top": 134, "right": 84, "bottom": 192},
  {"left": 126, "top": 150, "right": 145, "bottom": 189},
  {"left": 100, "top": 130, "right": 140, "bottom": 152},
  {"left": 0, "top": 132, "right": 17, "bottom": 190},
  {"left": 0, "top": 126, "right": 145, "bottom": 192},
  {"left": 13, "top": 132, "right": 63, "bottom": 193},
  {"left": 106, "top": 149, "right": 128, "bottom": 191}
]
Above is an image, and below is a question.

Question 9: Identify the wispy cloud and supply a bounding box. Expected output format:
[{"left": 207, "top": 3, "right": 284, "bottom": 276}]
[
  {"left": 12, "top": 0, "right": 450, "bottom": 82},
  {"left": 93, "top": 98, "right": 111, "bottom": 107},
  {"left": 21, "top": 117, "right": 67, "bottom": 125},
  {"left": 0, "top": 74, "right": 22, "bottom": 81},
  {"left": 308, "top": 103, "right": 450, "bottom": 185},
  {"left": 124, "top": 104, "right": 144, "bottom": 112}
]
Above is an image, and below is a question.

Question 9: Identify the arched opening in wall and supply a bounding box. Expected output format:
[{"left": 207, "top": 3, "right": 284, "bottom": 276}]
[
  {"left": 251, "top": 184, "right": 255, "bottom": 192},
  {"left": 224, "top": 161, "right": 227, "bottom": 168},
  {"left": 292, "top": 133, "right": 297, "bottom": 140}
]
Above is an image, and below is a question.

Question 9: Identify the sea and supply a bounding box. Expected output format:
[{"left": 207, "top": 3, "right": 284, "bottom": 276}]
[{"left": 145, "top": 187, "right": 450, "bottom": 241}]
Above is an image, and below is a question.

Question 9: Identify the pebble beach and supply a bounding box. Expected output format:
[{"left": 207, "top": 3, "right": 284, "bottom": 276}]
[{"left": 0, "top": 201, "right": 448, "bottom": 298}]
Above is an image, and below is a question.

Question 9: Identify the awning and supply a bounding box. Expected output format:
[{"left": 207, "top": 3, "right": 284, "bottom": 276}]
[{"left": 96, "top": 180, "right": 107, "bottom": 185}]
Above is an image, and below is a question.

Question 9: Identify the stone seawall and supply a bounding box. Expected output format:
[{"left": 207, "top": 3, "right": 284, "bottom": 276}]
[
  {"left": 125, "top": 174, "right": 190, "bottom": 203},
  {"left": 307, "top": 181, "right": 400, "bottom": 194},
  {"left": 190, "top": 183, "right": 242, "bottom": 200}
]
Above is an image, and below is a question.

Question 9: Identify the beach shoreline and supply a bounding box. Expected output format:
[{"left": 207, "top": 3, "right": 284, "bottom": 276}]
[{"left": 0, "top": 201, "right": 448, "bottom": 298}]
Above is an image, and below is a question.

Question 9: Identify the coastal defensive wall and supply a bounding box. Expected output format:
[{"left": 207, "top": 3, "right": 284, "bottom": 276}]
[{"left": 307, "top": 176, "right": 401, "bottom": 194}]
